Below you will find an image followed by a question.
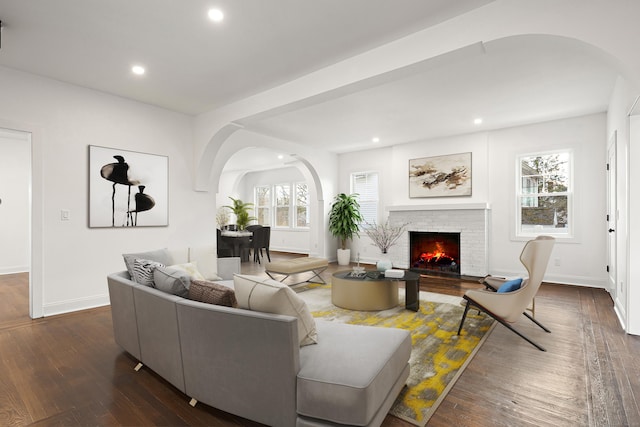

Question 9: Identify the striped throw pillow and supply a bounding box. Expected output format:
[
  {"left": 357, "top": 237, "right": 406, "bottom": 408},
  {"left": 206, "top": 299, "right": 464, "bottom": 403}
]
[{"left": 132, "top": 258, "right": 165, "bottom": 286}]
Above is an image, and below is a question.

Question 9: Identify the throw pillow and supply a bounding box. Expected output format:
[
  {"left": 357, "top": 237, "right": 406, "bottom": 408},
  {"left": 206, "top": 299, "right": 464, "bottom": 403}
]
[
  {"left": 497, "top": 278, "right": 523, "bottom": 293},
  {"left": 123, "top": 248, "right": 172, "bottom": 278},
  {"left": 132, "top": 259, "right": 165, "bottom": 287},
  {"left": 233, "top": 274, "right": 318, "bottom": 347},
  {"left": 168, "top": 262, "right": 206, "bottom": 280},
  {"left": 189, "top": 279, "right": 238, "bottom": 307},
  {"left": 153, "top": 266, "right": 191, "bottom": 297}
]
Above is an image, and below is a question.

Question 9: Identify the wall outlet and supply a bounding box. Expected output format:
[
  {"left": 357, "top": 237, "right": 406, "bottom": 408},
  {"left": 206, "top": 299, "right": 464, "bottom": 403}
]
[{"left": 554, "top": 258, "right": 560, "bottom": 266}]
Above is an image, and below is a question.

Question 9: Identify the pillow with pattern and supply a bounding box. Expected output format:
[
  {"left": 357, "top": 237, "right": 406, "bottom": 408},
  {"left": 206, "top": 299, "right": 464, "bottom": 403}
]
[
  {"left": 233, "top": 274, "right": 317, "bottom": 347},
  {"left": 132, "top": 259, "right": 165, "bottom": 287},
  {"left": 189, "top": 280, "right": 238, "bottom": 307},
  {"left": 122, "top": 248, "right": 172, "bottom": 278}
]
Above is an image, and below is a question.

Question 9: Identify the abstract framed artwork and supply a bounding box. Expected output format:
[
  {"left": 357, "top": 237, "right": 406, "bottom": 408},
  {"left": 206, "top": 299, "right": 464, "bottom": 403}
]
[
  {"left": 409, "top": 152, "right": 472, "bottom": 198},
  {"left": 88, "top": 145, "right": 168, "bottom": 228}
]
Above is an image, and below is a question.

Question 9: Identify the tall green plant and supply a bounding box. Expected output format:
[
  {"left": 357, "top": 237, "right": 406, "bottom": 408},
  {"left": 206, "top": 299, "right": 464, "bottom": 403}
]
[
  {"left": 223, "top": 197, "right": 257, "bottom": 230},
  {"left": 328, "top": 193, "right": 363, "bottom": 250}
]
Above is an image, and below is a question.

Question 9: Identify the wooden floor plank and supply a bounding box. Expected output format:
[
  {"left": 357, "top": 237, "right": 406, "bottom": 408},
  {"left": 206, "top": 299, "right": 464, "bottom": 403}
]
[{"left": 1, "top": 254, "right": 640, "bottom": 426}]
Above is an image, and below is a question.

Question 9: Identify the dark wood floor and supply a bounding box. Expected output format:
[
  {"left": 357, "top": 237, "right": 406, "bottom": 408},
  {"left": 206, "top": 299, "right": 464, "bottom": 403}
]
[{"left": 1, "top": 252, "right": 639, "bottom": 426}]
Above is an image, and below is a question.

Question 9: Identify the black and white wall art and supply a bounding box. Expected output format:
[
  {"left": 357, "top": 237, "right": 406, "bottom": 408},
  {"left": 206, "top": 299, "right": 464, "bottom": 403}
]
[
  {"left": 89, "top": 145, "right": 168, "bottom": 227},
  {"left": 409, "top": 152, "right": 472, "bottom": 198}
]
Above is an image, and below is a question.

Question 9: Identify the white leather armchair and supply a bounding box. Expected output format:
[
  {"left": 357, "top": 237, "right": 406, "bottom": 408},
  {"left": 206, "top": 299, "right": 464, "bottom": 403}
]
[{"left": 457, "top": 236, "right": 555, "bottom": 351}]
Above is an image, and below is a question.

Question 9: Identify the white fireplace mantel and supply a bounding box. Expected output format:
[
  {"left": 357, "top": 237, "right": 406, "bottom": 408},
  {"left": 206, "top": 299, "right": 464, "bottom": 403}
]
[
  {"left": 386, "top": 203, "right": 490, "bottom": 276},
  {"left": 386, "top": 202, "right": 490, "bottom": 212}
]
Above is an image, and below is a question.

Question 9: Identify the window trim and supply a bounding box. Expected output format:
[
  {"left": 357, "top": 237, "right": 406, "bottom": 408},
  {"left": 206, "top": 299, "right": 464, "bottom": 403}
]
[
  {"left": 515, "top": 149, "right": 574, "bottom": 239},
  {"left": 350, "top": 171, "right": 379, "bottom": 228},
  {"left": 254, "top": 181, "right": 310, "bottom": 230}
]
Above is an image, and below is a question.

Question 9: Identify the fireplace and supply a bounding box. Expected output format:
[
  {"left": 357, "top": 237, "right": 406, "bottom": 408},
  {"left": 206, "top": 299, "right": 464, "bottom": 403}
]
[{"left": 409, "top": 231, "right": 461, "bottom": 276}]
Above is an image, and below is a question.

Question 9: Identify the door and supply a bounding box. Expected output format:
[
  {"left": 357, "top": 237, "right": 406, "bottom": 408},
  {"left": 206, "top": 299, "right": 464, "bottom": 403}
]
[{"left": 606, "top": 132, "right": 617, "bottom": 297}]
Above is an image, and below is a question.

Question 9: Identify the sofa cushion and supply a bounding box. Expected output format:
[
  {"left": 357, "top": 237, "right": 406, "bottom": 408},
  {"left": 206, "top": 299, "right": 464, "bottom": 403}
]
[
  {"left": 132, "top": 259, "right": 165, "bottom": 287},
  {"left": 189, "top": 279, "right": 238, "bottom": 307},
  {"left": 123, "top": 248, "right": 172, "bottom": 277},
  {"left": 168, "top": 262, "right": 206, "bottom": 280},
  {"left": 233, "top": 274, "right": 317, "bottom": 346},
  {"left": 153, "top": 266, "right": 191, "bottom": 297},
  {"left": 297, "top": 320, "right": 411, "bottom": 425}
]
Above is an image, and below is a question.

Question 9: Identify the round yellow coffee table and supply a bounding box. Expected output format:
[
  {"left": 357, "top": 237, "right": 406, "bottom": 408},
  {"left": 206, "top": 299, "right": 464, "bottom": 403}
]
[{"left": 331, "top": 271, "right": 399, "bottom": 311}]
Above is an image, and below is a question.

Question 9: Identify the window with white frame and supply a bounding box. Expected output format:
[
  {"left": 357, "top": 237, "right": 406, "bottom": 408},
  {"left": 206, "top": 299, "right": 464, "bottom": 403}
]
[
  {"left": 295, "top": 182, "right": 309, "bottom": 227},
  {"left": 275, "top": 183, "right": 291, "bottom": 227},
  {"left": 516, "top": 151, "right": 572, "bottom": 237},
  {"left": 255, "top": 185, "right": 271, "bottom": 225},
  {"left": 351, "top": 171, "right": 379, "bottom": 226},
  {"left": 254, "top": 182, "right": 310, "bottom": 228}
]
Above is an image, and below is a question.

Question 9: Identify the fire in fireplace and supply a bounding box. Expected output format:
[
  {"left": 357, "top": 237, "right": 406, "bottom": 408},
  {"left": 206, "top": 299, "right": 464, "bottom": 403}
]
[{"left": 409, "top": 231, "right": 461, "bottom": 276}]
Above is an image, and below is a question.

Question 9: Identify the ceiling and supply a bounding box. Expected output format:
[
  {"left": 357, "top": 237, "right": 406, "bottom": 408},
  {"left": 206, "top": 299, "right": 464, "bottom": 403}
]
[{"left": 0, "top": 0, "right": 621, "bottom": 165}]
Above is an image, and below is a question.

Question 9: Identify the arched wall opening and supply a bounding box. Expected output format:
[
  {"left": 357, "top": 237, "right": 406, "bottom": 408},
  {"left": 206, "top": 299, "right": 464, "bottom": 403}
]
[
  {"left": 194, "top": 32, "right": 639, "bottom": 268},
  {"left": 209, "top": 129, "right": 334, "bottom": 259}
]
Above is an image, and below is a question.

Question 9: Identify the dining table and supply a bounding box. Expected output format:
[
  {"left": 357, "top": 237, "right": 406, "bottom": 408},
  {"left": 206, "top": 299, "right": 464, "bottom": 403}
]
[{"left": 220, "top": 230, "right": 252, "bottom": 261}]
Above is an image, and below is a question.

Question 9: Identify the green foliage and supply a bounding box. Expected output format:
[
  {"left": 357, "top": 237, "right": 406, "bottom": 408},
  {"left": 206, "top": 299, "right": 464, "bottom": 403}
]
[
  {"left": 328, "top": 193, "right": 363, "bottom": 250},
  {"left": 223, "top": 197, "right": 257, "bottom": 230}
]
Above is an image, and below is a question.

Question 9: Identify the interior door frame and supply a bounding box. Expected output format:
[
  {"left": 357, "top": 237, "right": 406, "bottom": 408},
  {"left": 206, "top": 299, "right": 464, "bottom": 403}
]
[
  {"left": 0, "top": 120, "right": 43, "bottom": 318},
  {"left": 606, "top": 131, "right": 617, "bottom": 297}
]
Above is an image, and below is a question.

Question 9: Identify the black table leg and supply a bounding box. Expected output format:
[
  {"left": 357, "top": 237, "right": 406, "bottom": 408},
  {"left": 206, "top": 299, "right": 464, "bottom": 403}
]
[{"left": 405, "top": 278, "right": 419, "bottom": 311}]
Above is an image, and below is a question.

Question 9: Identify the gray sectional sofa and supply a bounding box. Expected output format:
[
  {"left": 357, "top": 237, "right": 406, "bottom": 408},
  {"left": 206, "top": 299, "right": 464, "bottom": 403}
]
[{"left": 107, "top": 247, "right": 411, "bottom": 427}]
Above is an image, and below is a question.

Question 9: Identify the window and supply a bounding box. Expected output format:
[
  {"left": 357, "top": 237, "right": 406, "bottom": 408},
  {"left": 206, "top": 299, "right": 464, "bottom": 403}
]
[
  {"left": 516, "top": 151, "right": 572, "bottom": 237},
  {"left": 275, "top": 184, "right": 290, "bottom": 227},
  {"left": 295, "top": 182, "right": 309, "bottom": 227},
  {"left": 255, "top": 185, "right": 271, "bottom": 225},
  {"left": 351, "top": 172, "right": 379, "bottom": 226},
  {"left": 254, "top": 182, "right": 310, "bottom": 229}
]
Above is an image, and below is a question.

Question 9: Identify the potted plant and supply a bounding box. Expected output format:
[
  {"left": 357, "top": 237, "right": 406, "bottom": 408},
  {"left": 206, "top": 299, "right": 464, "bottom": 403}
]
[
  {"left": 224, "top": 197, "right": 257, "bottom": 231},
  {"left": 364, "top": 220, "right": 407, "bottom": 271},
  {"left": 328, "top": 193, "right": 363, "bottom": 265}
]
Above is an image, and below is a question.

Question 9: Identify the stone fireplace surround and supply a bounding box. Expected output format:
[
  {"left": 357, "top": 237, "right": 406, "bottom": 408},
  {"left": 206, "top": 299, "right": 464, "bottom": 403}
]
[{"left": 386, "top": 203, "right": 490, "bottom": 277}]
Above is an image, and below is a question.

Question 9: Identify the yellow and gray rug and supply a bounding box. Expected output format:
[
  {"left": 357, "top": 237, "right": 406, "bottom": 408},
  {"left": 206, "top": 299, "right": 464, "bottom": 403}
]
[{"left": 296, "top": 284, "right": 494, "bottom": 426}]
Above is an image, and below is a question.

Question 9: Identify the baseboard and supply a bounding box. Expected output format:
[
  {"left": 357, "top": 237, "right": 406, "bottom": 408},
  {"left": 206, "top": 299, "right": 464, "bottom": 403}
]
[
  {"left": 0, "top": 266, "right": 29, "bottom": 275},
  {"left": 489, "top": 270, "right": 606, "bottom": 288},
  {"left": 43, "top": 294, "right": 110, "bottom": 317}
]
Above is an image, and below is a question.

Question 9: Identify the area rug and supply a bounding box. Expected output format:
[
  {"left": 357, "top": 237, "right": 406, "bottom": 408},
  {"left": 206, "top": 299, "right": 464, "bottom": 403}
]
[{"left": 296, "top": 284, "right": 494, "bottom": 426}]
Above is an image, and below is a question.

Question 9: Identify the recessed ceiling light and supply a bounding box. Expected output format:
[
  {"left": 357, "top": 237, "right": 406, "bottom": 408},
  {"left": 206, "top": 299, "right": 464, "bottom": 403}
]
[
  {"left": 208, "top": 8, "right": 224, "bottom": 22},
  {"left": 372, "top": 137, "right": 380, "bottom": 143},
  {"left": 277, "top": 154, "right": 284, "bottom": 160},
  {"left": 473, "top": 118, "right": 483, "bottom": 125},
  {"left": 131, "top": 65, "right": 145, "bottom": 75}
]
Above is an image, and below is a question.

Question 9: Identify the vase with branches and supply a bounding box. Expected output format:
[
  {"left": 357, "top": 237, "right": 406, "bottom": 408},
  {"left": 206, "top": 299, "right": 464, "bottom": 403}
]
[
  {"left": 364, "top": 220, "right": 407, "bottom": 254},
  {"left": 364, "top": 220, "right": 407, "bottom": 271}
]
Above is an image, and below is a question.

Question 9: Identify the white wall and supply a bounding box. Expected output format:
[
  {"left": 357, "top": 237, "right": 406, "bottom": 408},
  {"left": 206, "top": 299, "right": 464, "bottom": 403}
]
[
  {"left": 0, "top": 129, "right": 30, "bottom": 274},
  {"left": 339, "top": 134, "right": 490, "bottom": 265},
  {"left": 338, "top": 114, "right": 608, "bottom": 286},
  {"left": 0, "top": 66, "right": 215, "bottom": 316},
  {"left": 488, "top": 113, "right": 607, "bottom": 287}
]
